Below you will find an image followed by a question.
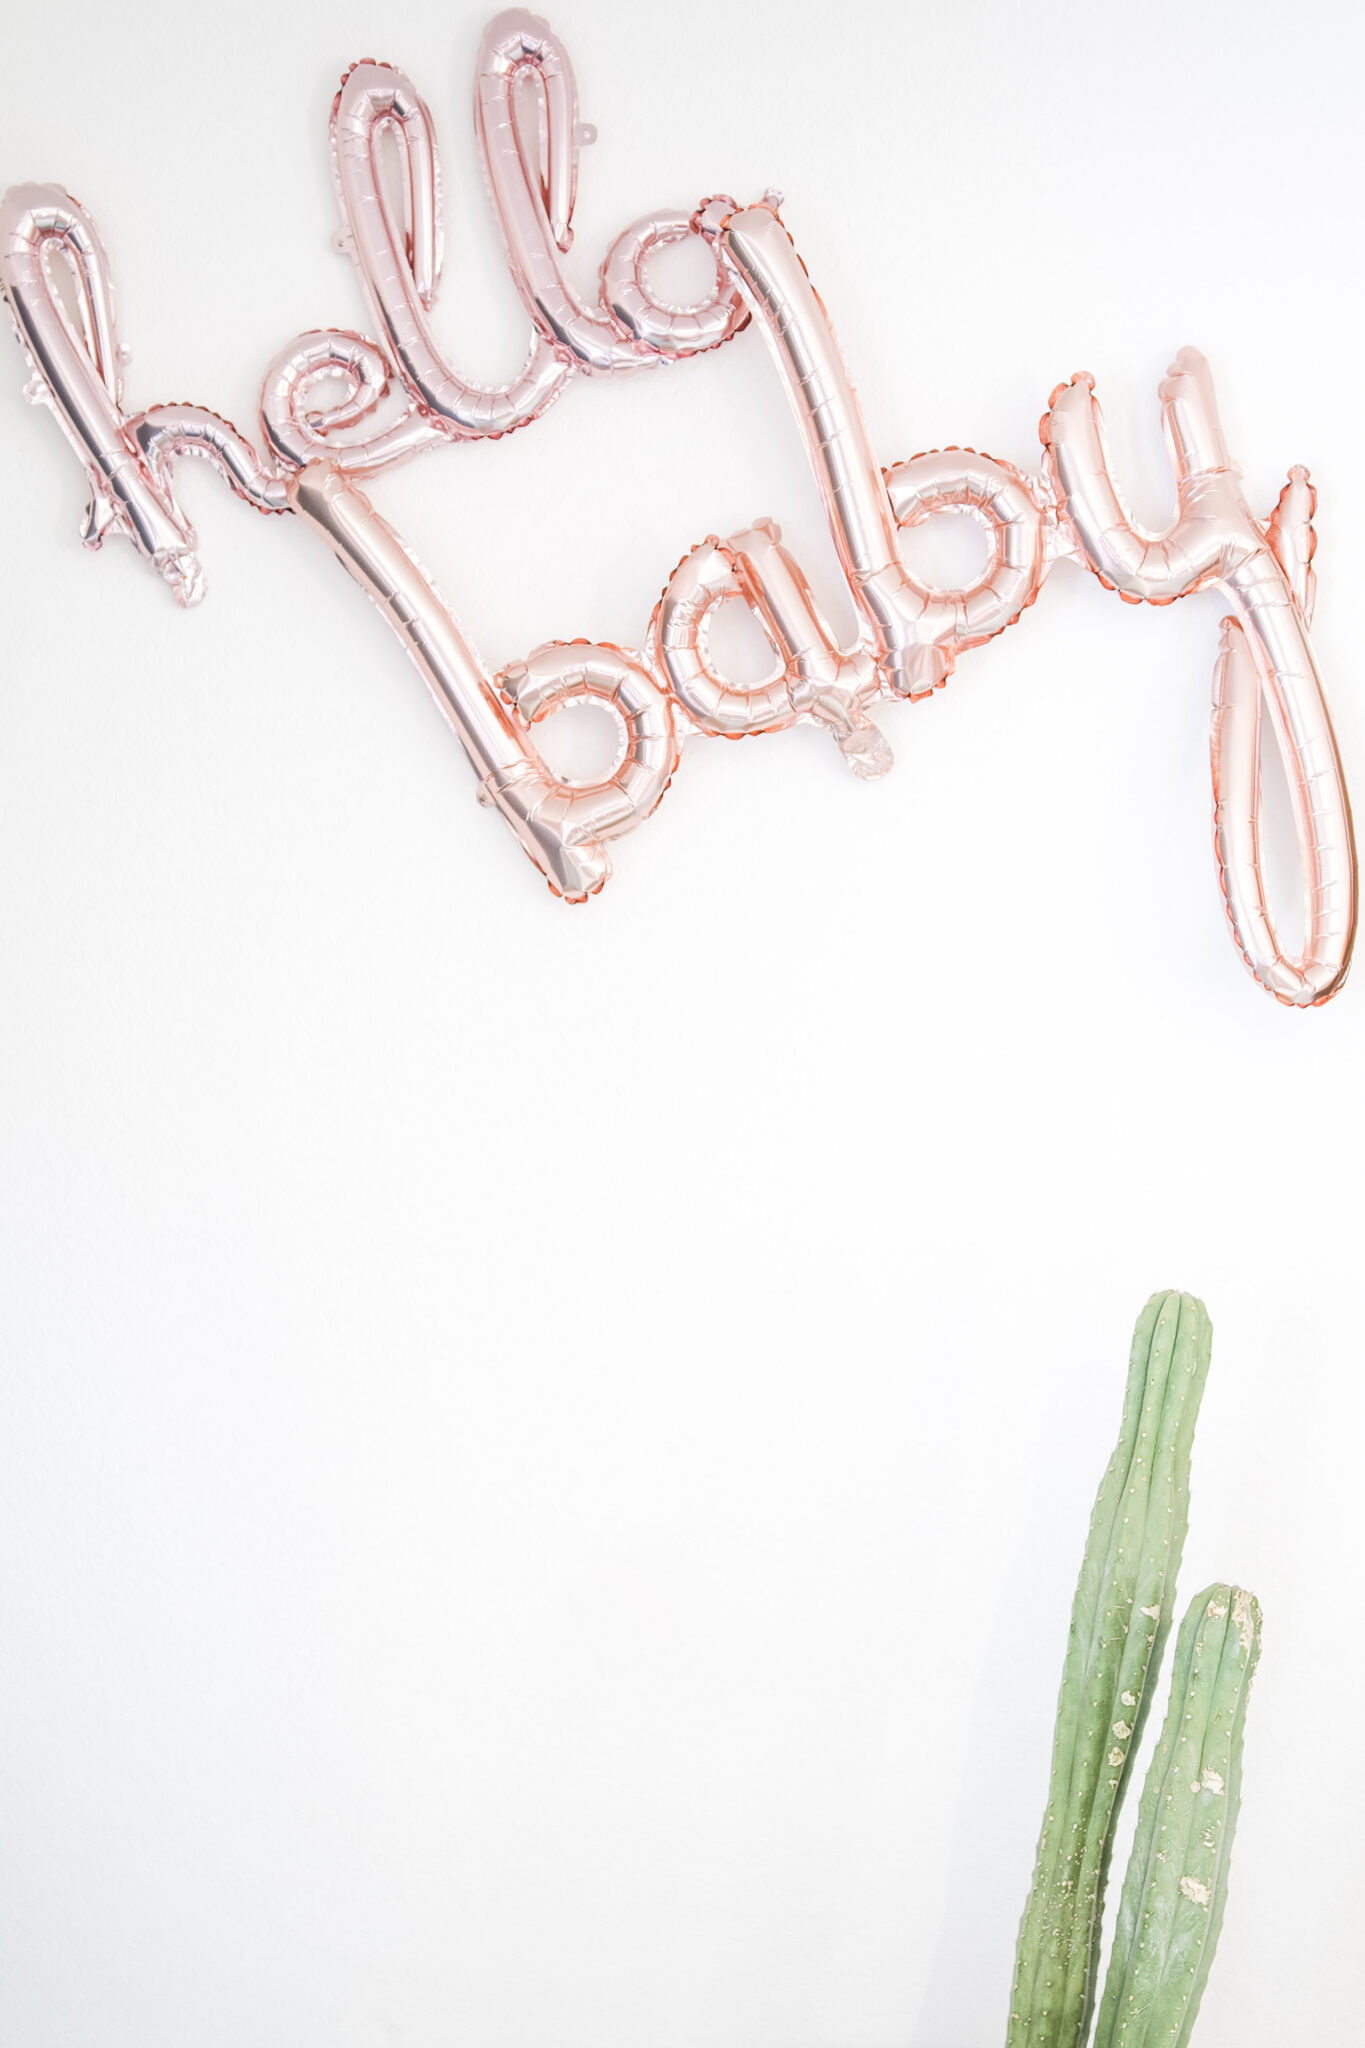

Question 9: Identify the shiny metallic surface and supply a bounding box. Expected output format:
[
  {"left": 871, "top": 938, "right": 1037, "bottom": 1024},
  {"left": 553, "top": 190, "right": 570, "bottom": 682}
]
[
  {"left": 475, "top": 13, "right": 744, "bottom": 376},
  {"left": 653, "top": 533, "right": 793, "bottom": 737},
  {"left": 288, "top": 463, "right": 677, "bottom": 901},
  {"left": 599, "top": 209, "right": 747, "bottom": 358},
  {"left": 258, "top": 12, "right": 748, "bottom": 477},
  {"left": 260, "top": 329, "right": 447, "bottom": 477},
  {"left": 132, "top": 407, "right": 291, "bottom": 516},
  {"left": 1, "top": 184, "right": 203, "bottom": 602},
  {"left": 716, "top": 204, "right": 951, "bottom": 700},
  {"left": 1044, "top": 351, "right": 1355, "bottom": 1006},
  {"left": 883, "top": 449, "right": 1048, "bottom": 652},
  {"left": 652, "top": 521, "right": 889, "bottom": 775},
  {"left": 0, "top": 16, "right": 1354, "bottom": 998},
  {"left": 325, "top": 60, "right": 567, "bottom": 440},
  {"left": 1267, "top": 467, "right": 1317, "bottom": 623}
]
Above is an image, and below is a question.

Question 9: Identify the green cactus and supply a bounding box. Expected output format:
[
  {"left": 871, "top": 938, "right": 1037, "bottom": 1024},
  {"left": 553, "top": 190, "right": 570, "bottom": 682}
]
[
  {"left": 1092, "top": 1584, "right": 1261, "bottom": 2048},
  {"left": 1007, "top": 1292, "right": 1213, "bottom": 2048}
]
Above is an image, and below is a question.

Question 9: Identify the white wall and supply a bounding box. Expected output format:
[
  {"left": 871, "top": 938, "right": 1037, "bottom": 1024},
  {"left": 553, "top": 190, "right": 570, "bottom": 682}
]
[{"left": 1, "top": 3, "right": 1361, "bottom": 2043}]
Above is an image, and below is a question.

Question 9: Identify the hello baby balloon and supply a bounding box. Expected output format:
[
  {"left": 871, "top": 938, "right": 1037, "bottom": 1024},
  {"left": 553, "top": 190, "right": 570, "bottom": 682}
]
[{"left": 1, "top": 10, "right": 1355, "bottom": 1005}]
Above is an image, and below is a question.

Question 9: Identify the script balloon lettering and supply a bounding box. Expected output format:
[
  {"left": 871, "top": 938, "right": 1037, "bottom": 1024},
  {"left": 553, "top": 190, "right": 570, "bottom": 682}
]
[{"left": 0, "top": 9, "right": 1354, "bottom": 1005}]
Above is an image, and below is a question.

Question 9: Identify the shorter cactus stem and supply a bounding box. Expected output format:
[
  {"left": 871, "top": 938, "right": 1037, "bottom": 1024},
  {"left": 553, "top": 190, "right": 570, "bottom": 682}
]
[{"left": 1092, "top": 1585, "right": 1262, "bottom": 2048}]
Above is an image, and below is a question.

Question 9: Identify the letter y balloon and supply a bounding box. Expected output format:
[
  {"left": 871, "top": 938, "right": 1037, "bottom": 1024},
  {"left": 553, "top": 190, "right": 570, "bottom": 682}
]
[{"left": 1, "top": 10, "right": 1354, "bottom": 1003}]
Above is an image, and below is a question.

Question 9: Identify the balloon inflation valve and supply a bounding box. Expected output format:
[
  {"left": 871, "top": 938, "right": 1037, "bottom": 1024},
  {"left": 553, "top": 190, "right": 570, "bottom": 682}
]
[{"left": 838, "top": 723, "right": 893, "bottom": 779}]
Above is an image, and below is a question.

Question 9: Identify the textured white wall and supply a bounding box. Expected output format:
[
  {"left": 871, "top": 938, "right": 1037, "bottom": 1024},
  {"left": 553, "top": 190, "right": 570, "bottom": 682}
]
[{"left": 1, "top": 3, "right": 1361, "bottom": 2043}]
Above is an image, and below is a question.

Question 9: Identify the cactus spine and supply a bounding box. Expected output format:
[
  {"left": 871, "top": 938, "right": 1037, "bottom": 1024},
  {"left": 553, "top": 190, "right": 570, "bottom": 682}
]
[
  {"left": 1092, "top": 1584, "right": 1261, "bottom": 2048},
  {"left": 1007, "top": 1291, "right": 1213, "bottom": 2048}
]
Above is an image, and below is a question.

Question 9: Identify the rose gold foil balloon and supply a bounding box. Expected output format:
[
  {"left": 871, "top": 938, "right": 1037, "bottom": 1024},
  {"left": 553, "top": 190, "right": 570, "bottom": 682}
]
[
  {"left": 262, "top": 13, "right": 747, "bottom": 475},
  {"left": 0, "top": 185, "right": 286, "bottom": 607},
  {"left": 476, "top": 15, "right": 746, "bottom": 373},
  {"left": 653, "top": 521, "right": 890, "bottom": 776},
  {"left": 0, "top": 18, "right": 1356, "bottom": 993},
  {"left": 709, "top": 202, "right": 1051, "bottom": 701},
  {"left": 289, "top": 464, "right": 678, "bottom": 900},
  {"left": 1043, "top": 352, "right": 1355, "bottom": 1006},
  {"left": 261, "top": 59, "right": 562, "bottom": 470}
]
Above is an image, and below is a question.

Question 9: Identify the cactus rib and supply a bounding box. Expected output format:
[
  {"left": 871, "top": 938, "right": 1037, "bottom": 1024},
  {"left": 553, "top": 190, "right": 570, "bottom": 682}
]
[
  {"left": 1092, "top": 1584, "right": 1261, "bottom": 2048},
  {"left": 1007, "top": 1291, "right": 1213, "bottom": 2048}
]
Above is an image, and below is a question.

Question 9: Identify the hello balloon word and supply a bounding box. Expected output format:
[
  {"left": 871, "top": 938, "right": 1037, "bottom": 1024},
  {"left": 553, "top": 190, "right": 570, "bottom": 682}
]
[{"left": 1, "top": 11, "right": 1354, "bottom": 1004}]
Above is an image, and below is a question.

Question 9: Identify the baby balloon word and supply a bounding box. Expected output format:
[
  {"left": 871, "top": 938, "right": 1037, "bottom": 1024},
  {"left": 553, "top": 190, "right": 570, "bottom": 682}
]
[{"left": 2, "top": 11, "right": 1355, "bottom": 1005}]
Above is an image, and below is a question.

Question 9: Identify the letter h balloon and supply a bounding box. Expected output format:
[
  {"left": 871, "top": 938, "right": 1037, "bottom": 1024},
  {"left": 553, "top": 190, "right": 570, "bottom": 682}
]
[{"left": 2, "top": 11, "right": 1355, "bottom": 1004}]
